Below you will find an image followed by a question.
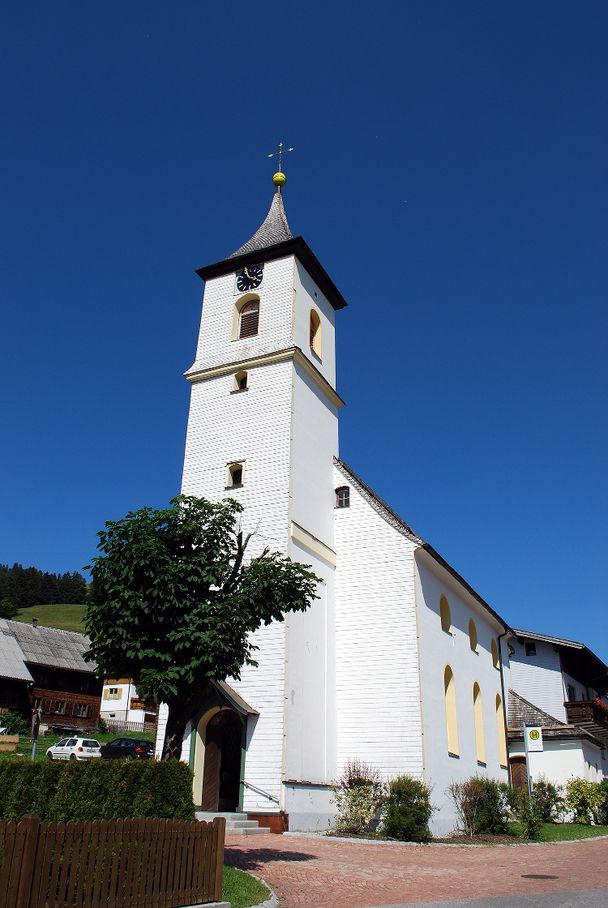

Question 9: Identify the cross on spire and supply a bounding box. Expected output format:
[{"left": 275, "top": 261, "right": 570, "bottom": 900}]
[{"left": 267, "top": 141, "right": 294, "bottom": 173}]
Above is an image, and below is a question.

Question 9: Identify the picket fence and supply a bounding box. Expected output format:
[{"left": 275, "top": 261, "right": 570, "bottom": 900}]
[{"left": 0, "top": 814, "right": 225, "bottom": 908}]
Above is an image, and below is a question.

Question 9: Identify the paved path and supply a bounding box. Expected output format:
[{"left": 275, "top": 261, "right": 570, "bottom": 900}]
[{"left": 224, "top": 832, "right": 608, "bottom": 908}]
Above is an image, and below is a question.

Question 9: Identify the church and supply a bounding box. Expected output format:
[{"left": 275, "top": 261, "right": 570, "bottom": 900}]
[{"left": 156, "top": 167, "right": 514, "bottom": 836}]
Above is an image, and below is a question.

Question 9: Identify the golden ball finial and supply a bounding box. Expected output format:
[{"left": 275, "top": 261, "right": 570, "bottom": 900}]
[{"left": 272, "top": 171, "right": 287, "bottom": 188}]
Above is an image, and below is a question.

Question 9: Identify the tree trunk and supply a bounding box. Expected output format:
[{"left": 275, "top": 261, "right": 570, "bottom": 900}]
[
  {"left": 161, "top": 684, "right": 214, "bottom": 761},
  {"left": 162, "top": 699, "right": 192, "bottom": 760}
]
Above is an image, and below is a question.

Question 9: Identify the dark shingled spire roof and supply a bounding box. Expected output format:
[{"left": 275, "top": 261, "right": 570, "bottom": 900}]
[{"left": 230, "top": 188, "right": 292, "bottom": 258}]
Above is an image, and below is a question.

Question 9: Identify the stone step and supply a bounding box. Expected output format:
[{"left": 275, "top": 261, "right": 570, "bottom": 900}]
[
  {"left": 226, "top": 820, "right": 260, "bottom": 830},
  {"left": 195, "top": 811, "right": 248, "bottom": 822},
  {"left": 226, "top": 826, "right": 267, "bottom": 836}
]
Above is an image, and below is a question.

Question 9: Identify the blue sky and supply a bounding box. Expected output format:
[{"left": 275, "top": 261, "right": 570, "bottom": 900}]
[{"left": 1, "top": 2, "right": 606, "bottom": 658}]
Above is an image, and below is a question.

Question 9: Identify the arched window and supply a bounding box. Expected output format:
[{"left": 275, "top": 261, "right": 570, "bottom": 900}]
[
  {"left": 309, "top": 309, "right": 322, "bottom": 358},
  {"left": 238, "top": 298, "right": 259, "bottom": 339},
  {"left": 473, "top": 682, "right": 486, "bottom": 765},
  {"left": 444, "top": 665, "right": 459, "bottom": 756},
  {"left": 227, "top": 462, "right": 244, "bottom": 488},
  {"left": 468, "top": 619, "right": 478, "bottom": 652},
  {"left": 440, "top": 595, "right": 452, "bottom": 634},
  {"left": 335, "top": 486, "right": 350, "bottom": 508},
  {"left": 233, "top": 370, "right": 248, "bottom": 392},
  {"left": 496, "top": 694, "right": 507, "bottom": 767},
  {"left": 491, "top": 638, "right": 499, "bottom": 669}
]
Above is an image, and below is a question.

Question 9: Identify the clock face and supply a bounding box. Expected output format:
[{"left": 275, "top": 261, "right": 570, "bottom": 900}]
[{"left": 236, "top": 264, "right": 264, "bottom": 292}]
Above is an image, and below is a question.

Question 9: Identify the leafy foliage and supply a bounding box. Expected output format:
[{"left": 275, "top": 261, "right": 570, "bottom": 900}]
[
  {"left": 564, "top": 778, "right": 606, "bottom": 824},
  {"left": 379, "top": 775, "right": 435, "bottom": 842},
  {"left": 0, "top": 760, "right": 194, "bottom": 821},
  {"left": 596, "top": 780, "right": 608, "bottom": 825},
  {"left": 0, "top": 597, "right": 18, "bottom": 619},
  {"left": 332, "top": 760, "right": 384, "bottom": 835},
  {"left": 0, "top": 710, "right": 30, "bottom": 736},
  {"left": 509, "top": 788, "right": 543, "bottom": 840},
  {"left": 530, "top": 777, "right": 564, "bottom": 822},
  {"left": 0, "top": 564, "right": 88, "bottom": 609},
  {"left": 85, "top": 495, "right": 320, "bottom": 758},
  {"left": 448, "top": 777, "right": 509, "bottom": 836}
]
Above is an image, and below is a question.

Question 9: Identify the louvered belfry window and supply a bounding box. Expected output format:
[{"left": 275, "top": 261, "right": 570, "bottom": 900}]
[{"left": 239, "top": 300, "right": 260, "bottom": 338}]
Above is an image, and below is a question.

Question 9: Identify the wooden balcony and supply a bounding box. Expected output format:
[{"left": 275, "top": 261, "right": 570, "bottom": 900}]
[{"left": 564, "top": 699, "right": 608, "bottom": 745}]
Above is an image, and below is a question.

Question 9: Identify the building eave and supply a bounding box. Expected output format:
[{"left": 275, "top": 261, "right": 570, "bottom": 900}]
[{"left": 195, "top": 236, "right": 348, "bottom": 311}]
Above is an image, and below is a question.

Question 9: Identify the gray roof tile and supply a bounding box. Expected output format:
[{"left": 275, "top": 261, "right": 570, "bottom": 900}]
[{"left": 0, "top": 618, "right": 96, "bottom": 673}]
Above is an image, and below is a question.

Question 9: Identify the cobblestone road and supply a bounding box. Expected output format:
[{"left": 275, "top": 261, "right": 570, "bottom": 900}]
[{"left": 224, "top": 832, "right": 608, "bottom": 908}]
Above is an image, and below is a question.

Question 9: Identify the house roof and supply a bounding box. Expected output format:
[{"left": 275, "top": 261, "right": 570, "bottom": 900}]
[
  {"left": 229, "top": 188, "right": 293, "bottom": 258},
  {"left": 334, "top": 458, "right": 511, "bottom": 633},
  {"left": 0, "top": 630, "right": 34, "bottom": 682},
  {"left": 0, "top": 619, "right": 96, "bottom": 674},
  {"left": 507, "top": 689, "right": 599, "bottom": 742},
  {"left": 512, "top": 628, "right": 608, "bottom": 694}
]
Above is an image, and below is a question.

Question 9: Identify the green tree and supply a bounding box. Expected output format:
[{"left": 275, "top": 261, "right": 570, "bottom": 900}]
[{"left": 85, "top": 495, "right": 319, "bottom": 760}]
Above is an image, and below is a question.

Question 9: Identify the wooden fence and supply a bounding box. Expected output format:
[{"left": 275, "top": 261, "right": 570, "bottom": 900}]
[{"left": 0, "top": 814, "right": 225, "bottom": 908}]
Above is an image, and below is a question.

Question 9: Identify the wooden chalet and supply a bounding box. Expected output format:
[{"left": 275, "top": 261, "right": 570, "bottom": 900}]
[{"left": 0, "top": 618, "right": 102, "bottom": 733}]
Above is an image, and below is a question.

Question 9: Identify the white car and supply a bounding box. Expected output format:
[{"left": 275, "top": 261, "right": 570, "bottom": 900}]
[{"left": 45, "top": 736, "right": 102, "bottom": 761}]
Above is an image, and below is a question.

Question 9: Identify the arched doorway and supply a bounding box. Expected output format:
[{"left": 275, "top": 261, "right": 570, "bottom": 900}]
[{"left": 201, "top": 709, "right": 242, "bottom": 812}]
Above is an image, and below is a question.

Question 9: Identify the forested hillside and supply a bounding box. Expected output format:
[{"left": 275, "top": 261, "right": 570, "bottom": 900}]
[{"left": 0, "top": 563, "right": 88, "bottom": 613}]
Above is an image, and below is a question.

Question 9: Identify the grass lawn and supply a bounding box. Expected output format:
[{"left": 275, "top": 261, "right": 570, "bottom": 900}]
[
  {"left": 14, "top": 603, "right": 86, "bottom": 633},
  {"left": 0, "top": 730, "right": 155, "bottom": 763},
  {"left": 508, "top": 821, "right": 608, "bottom": 842},
  {"left": 222, "top": 866, "right": 270, "bottom": 908}
]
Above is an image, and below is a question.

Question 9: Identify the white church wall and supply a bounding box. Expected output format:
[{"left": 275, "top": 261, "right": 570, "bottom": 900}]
[
  {"left": 510, "top": 737, "right": 592, "bottom": 788},
  {"left": 189, "top": 257, "right": 296, "bottom": 373},
  {"left": 290, "top": 362, "right": 339, "bottom": 548},
  {"left": 179, "top": 357, "right": 295, "bottom": 810},
  {"left": 415, "top": 551, "right": 508, "bottom": 836},
  {"left": 293, "top": 260, "right": 336, "bottom": 387},
  {"left": 509, "top": 638, "right": 567, "bottom": 722},
  {"left": 283, "top": 541, "right": 337, "bottom": 830},
  {"left": 333, "top": 467, "right": 424, "bottom": 784}
]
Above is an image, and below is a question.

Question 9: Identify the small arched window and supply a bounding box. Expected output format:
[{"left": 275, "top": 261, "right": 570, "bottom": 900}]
[
  {"left": 440, "top": 595, "right": 452, "bottom": 634},
  {"left": 227, "top": 462, "right": 244, "bottom": 488},
  {"left": 491, "top": 638, "right": 499, "bottom": 669},
  {"left": 444, "top": 665, "right": 459, "bottom": 756},
  {"left": 496, "top": 693, "right": 507, "bottom": 767},
  {"left": 310, "top": 309, "right": 322, "bottom": 358},
  {"left": 233, "top": 370, "right": 248, "bottom": 392},
  {"left": 473, "top": 682, "right": 486, "bottom": 764},
  {"left": 335, "top": 486, "right": 350, "bottom": 508},
  {"left": 239, "top": 299, "right": 260, "bottom": 339},
  {"left": 469, "top": 619, "right": 478, "bottom": 652}
]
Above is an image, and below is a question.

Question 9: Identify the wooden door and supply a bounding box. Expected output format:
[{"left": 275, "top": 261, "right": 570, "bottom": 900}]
[
  {"left": 201, "top": 710, "right": 241, "bottom": 812},
  {"left": 510, "top": 756, "right": 528, "bottom": 789}
]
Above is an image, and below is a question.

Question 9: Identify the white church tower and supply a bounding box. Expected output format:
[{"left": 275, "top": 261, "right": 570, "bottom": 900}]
[{"left": 180, "top": 169, "right": 347, "bottom": 828}]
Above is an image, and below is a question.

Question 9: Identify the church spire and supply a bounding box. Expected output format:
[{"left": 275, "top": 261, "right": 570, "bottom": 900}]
[{"left": 229, "top": 170, "right": 293, "bottom": 258}]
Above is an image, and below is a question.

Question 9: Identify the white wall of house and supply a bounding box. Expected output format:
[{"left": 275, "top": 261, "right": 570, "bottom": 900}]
[
  {"left": 509, "top": 736, "right": 605, "bottom": 787},
  {"left": 101, "top": 681, "right": 148, "bottom": 724},
  {"left": 415, "top": 550, "right": 509, "bottom": 836},
  {"left": 333, "top": 466, "right": 424, "bottom": 784},
  {"left": 509, "top": 639, "right": 567, "bottom": 721}
]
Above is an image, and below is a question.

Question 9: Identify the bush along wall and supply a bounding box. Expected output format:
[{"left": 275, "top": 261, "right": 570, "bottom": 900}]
[{"left": 0, "top": 760, "right": 195, "bottom": 822}]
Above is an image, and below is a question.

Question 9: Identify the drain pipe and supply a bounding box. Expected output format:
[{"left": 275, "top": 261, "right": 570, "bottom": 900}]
[{"left": 497, "top": 630, "right": 512, "bottom": 787}]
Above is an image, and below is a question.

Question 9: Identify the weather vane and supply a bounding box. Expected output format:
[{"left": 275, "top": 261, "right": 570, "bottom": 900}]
[{"left": 267, "top": 141, "right": 294, "bottom": 173}]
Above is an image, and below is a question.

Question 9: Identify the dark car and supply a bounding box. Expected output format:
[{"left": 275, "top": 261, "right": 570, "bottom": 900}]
[{"left": 99, "top": 737, "right": 154, "bottom": 760}]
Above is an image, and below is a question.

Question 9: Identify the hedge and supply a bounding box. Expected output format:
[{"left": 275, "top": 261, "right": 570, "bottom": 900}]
[{"left": 0, "top": 760, "right": 195, "bottom": 822}]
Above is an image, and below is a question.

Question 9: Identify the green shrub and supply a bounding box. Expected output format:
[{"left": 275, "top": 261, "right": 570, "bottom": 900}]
[
  {"left": 596, "top": 780, "right": 608, "bottom": 825},
  {"left": 0, "top": 710, "right": 30, "bottom": 736},
  {"left": 0, "top": 760, "right": 194, "bottom": 821},
  {"left": 510, "top": 788, "right": 543, "bottom": 840},
  {"left": 332, "top": 760, "right": 384, "bottom": 835},
  {"left": 531, "top": 777, "right": 563, "bottom": 822},
  {"left": 448, "top": 777, "right": 509, "bottom": 836},
  {"left": 379, "top": 775, "right": 434, "bottom": 842},
  {"left": 564, "top": 778, "right": 605, "bottom": 825}
]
